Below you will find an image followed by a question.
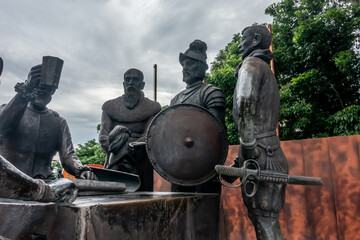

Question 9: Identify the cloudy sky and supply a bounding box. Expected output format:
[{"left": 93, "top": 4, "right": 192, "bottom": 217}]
[{"left": 0, "top": 0, "right": 279, "bottom": 145}]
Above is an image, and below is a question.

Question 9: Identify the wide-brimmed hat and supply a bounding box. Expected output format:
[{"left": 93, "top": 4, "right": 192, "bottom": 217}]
[{"left": 179, "top": 40, "right": 208, "bottom": 70}]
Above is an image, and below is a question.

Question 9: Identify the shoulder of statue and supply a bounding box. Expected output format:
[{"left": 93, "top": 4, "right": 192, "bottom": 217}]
[
  {"left": 201, "top": 83, "right": 224, "bottom": 97},
  {"left": 170, "top": 93, "right": 181, "bottom": 106},
  {"left": 141, "top": 97, "right": 162, "bottom": 113},
  {"left": 48, "top": 109, "right": 61, "bottom": 118},
  {"left": 102, "top": 96, "right": 123, "bottom": 111},
  {"left": 200, "top": 83, "right": 226, "bottom": 108}
]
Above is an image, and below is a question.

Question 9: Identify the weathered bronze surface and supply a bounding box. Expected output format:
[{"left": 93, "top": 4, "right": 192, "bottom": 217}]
[
  {"left": 146, "top": 104, "right": 228, "bottom": 186},
  {"left": 231, "top": 25, "right": 289, "bottom": 240},
  {"left": 0, "top": 56, "right": 95, "bottom": 181},
  {"left": 0, "top": 193, "right": 220, "bottom": 240},
  {"left": 99, "top": 68, "right": 161, "bottom": 191}
]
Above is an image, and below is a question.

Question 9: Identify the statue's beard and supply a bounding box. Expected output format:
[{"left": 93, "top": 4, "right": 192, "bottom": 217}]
[{"left": 124, "top": 87, "right": 142, "bottom": 109}]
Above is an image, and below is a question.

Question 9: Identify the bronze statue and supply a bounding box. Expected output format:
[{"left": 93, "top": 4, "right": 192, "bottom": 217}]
[
  {"left": 0, "top": 56, "right": 95, "bottom": 181},
  {"left": 232, "top": 26, "right": 288, "bottom": 239},
  {"left": 0, "top": 57, "right": 78, "bottom": 203},
  {"left": 170, "top": 40, "right": 226, "bottom": 194},
  {"left": 99, "top": 68, "right": 161, "bottom": 191}
]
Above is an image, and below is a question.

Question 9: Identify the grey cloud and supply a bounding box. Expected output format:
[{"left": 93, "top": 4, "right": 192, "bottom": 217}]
[{"left": 0, "top": 0, "right": 279, "bottom": 144}]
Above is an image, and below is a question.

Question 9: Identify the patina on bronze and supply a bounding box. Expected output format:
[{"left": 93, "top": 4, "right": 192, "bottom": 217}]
[
  {"left": 229, "top": 25, "right": 289, "bottom": 240},
  {"left": 146, "top": 104, "right": 228, "bottom": 186},
  {"left": 170, "top": 40, "right": 226, "bottom": 194},
  {"left": 99, "top": 68, "right": 161, "bottom": 191},
  {"left": 0, "top": 56, "right": 95, "bottom": 181}
]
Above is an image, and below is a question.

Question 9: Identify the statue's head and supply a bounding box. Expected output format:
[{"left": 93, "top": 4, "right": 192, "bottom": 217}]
[
  {"left": 239, "top": 25, "right": 272, "bottom": 59},
  {"left": 179, "top": 40, "right": 208, "bottom": 85},
  {"left": 28, "top": 64, "right": 57, "bottom": 110},
  {"left": 123, "top": 68, "right": 145, "bottom": 109}
]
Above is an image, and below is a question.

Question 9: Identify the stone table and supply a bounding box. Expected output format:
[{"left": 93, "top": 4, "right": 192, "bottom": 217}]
[{"left": 0, "top": 192, "right": 219, "bottom": 240}]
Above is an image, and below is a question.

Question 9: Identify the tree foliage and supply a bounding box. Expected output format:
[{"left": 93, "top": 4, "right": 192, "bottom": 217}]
[
  {"left": 75, "top": 139, "right": 106, "bottom": 166},
  {"left": 266, "top": 0, "right": 360, "bottom": 140},
  {"left": 208, "top": 0, "right": 360, "bottom": 143}
]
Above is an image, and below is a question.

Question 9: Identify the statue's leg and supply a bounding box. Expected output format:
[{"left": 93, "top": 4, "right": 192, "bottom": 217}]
[
  {"left": 248, "top": 211, "right": 284, "bottom": 240},
  {"left": 243, "top": 182, "right": 286, "bottom": 240}
]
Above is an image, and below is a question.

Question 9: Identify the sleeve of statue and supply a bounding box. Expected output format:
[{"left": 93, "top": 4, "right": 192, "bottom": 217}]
[
  {"left": 57, "top": 117, "right": 85, "bottom": 178},
  {"left": 201, "top": 84, "right": 226, "bottom": 125},
  {"left": 98, "top": 108, "right": 112, "bottom": 154},
  {"left": 233, "top": 59, "right": 261, "bottom": 143},
  {"left": 0, "top": 155, "right": 44, "bottom": 201},
  {"left": 0, "top": 90, "right": 29, "bottom": 135}
]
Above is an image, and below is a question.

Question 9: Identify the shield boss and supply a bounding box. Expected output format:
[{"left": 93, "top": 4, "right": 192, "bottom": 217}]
[{"left": 146, "top": 104, "right": 228, "bottom": 186}]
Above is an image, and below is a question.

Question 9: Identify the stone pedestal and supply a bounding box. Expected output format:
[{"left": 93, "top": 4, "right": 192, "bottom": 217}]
[{"left": 0, "top": 192, "right": 219, "bottom": 240}]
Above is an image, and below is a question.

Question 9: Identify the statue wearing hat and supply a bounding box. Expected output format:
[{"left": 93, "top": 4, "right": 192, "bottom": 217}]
[
  {"left": 170, "top": 40, "right": 226, "bottom": 194},
  {"left": 0, "top": 56, "right": 96, "bottom": 181}
]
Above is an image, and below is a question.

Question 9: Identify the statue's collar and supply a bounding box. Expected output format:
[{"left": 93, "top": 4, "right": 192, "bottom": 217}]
[
  {"left": 246, "top": 49, "right": 273, "bottom": 64},
  {"left": 185, "top": 81, "right": 203, "bottom": 89},
  {"left": 27, "top": 103, "right": 50, "bottom": 114},
  {"left": 235, "top": 49, "right": 273, "bottom": 77}
]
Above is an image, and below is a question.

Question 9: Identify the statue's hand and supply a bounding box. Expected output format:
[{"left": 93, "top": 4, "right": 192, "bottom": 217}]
[
  {"left": 221, "top": 157, "right": 240, "bottom": 184},
  {"left": 25, "top": 65, "right": 42, "bottom": 91},
  {"left": 41, "top": 179, "right": 78, "bottom": 204},
  {"left": 108, "top": 131, "right": 130, "bottom": 153},
  {"left": 79, "top": 170, "right": 98, "bottom": 180}
]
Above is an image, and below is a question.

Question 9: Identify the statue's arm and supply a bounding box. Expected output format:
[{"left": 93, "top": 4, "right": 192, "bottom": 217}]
[
  {"left": 57, "top": 118, "right": 88, "bottom": 178},
  {"left": 202, "top": 86, "right": 226, "bottom": 125},
  {"left": 0, "top": 90, "right": 29, "bottom": 134},
  {"left": 233, "top": 63, "right": 261, "bottom": 159},
  {"left": 0, "top": 155, "right": 77, "bottom": 203},
  {"left": 99, "top": 111, "right": 112, "bottom": 155},
  {"left": 0, "top": 65, "right": 42, "bottom": 134}
]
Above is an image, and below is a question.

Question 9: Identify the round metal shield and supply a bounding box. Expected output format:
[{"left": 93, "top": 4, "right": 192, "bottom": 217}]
[{"left": 146, "top": 104, "right": 228, "bottom": 186}]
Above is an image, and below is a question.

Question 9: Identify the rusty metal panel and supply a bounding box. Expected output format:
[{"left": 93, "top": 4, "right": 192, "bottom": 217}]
[
  {"left": 303, "top": 138, "right": 339, "bottom": 239},
  {"left": 281, "top": 140, "right": 310, "bottom": 240},
  {"left": 220, "top": 145, "right": 256, "bottom": 240},
  {"left": 328, "top": 135, "right": 360, "bottom": 240}
]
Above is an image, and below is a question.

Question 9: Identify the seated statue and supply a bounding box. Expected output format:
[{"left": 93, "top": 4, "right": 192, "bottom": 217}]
[
  {"left": 0, "top": 57, "right": 96, "bottom": 181},
  {"left": 170, "top": 40, "right": 226, "bottom": 194},
  {"left": 99, "top": 68, "right": 161, "bottom": 191},
  {"left": 0, "top": 57, "right": 77, "bottom": 203}
]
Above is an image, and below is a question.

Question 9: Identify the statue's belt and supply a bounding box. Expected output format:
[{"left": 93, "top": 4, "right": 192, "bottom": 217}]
[{"left": 255, "top": 130, "right": 279, "bottom": 157}]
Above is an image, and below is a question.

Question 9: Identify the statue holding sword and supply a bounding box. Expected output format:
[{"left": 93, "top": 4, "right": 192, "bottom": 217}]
[{"left": 216, "top": 26, "right": 321, "bottom": 240}]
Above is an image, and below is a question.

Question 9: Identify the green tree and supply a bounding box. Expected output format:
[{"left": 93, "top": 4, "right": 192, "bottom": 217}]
[
  {"left": 266, "top": 0, "right": 360, "bottom": 140},
  {"left": 75, "top": 139, "right": 106, "bottom": 166}
]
